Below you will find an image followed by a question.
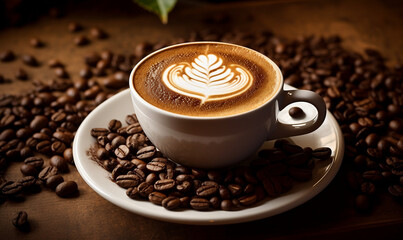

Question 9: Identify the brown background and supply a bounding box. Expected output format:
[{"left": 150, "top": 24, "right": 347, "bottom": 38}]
[{"left": 0, "top": 0, "right": 402, "bottom": 239}]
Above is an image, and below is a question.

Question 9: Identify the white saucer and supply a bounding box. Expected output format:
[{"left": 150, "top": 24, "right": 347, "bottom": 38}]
[{"left": 73, "top": 85, "right": 344, "bottom": 225}]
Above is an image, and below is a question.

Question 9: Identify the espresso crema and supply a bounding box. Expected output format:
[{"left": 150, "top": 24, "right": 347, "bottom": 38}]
[{"left": 132, "top": 42, "right": 281, "bottom": 117}]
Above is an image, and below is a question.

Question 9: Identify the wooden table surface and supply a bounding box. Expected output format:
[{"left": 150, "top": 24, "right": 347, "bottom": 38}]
[{"left": 0, "top": 0, "right": 402, "bottom": 239}]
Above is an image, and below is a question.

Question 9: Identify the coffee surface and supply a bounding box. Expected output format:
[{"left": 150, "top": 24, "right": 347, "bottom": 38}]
[{"left": 133, "top": 43, "right": 281, "bottom": 117}]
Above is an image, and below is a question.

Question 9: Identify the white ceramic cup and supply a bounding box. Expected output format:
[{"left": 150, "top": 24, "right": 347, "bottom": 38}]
[{"left": 129, "top": 42, "right": 326, "bottom": 169}]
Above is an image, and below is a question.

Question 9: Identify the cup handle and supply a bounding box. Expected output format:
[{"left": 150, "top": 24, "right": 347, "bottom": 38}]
[{"left": 267, "top": 90, "right": 327, "bottom": 140}]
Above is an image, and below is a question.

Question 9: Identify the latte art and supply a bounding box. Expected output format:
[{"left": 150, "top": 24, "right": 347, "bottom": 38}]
[
  {"left": 162, "top": 54, "right": 253, "bottom": 103},
  {"left": 132, "top": 42, "right": 281, "bottom": 117}
]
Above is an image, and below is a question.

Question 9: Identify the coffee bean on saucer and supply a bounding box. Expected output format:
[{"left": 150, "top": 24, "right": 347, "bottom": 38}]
[{"left": 289, "top": 107, "right": 305, "bottom": 118}]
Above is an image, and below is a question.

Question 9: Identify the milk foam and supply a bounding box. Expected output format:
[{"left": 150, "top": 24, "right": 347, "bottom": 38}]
[{"left": 162, "top": 54, "right": 253, "bottom": 104}]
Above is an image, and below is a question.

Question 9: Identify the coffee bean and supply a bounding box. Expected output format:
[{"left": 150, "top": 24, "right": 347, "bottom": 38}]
[
  {"left": 55, "top": 181, "right": 78, "bottom": 197},
  {"left": 238, "top": 194, "right": 257, "bottom": 206},
  {"left": 0, "top": 114, "right": 15, "bottom": 128},
  {"left": 161, "top": 196, "right": 181, "bottom": 210},
  {"left": 74, "top": 36, "right": 90, "bottom": 46},
  {"left": 115, "top": 174, "right": 141, "bottom": 189},
  {"left": 12, "top": 211, "right": 29, "bottom": 230},
  {"left": 289, "top": 107, "right": 305, "bottom": 118},
  {"left": 114, "top": 145, "right": 130, "bottom": 159},
  {"left": 154, "top": 179, "right": 175, "bottom": 191},
  {"left": 50, "top": 155, "right": 69, "bottom": 172},
  {"left": 63, "top": 148, "right": 74, "bottom": 164},
  {"left": 190, "top": 197, "right": 210, "bottom": 210},
  {"left": 108, "top": 119, "right": 122, "bottom": 132},
  {"left": 20, "top": 164, "right": 38, "bottom": 176},
  {"left": 68, "top": 22, "right": 82, "bottom": 32},
  {"left": 126, "top": 187, "right": 141, "bottom": 199},
  {"left": 196, "top": 184, "right": 218, "bottom": 197},
  {"left": 137, "top": 146, "right": 155, "bottom": 159},
  {"left": 148, "top": 191, "right": 166, "bottom": 205},
  {"left": 2, "top": 182, "right": 23, "bottom": 195},
  {"left": 38, "top": 166, "right": 58, "bottom": 182},
  {"left": 90, "top": 27, "right": 108, "bottom": 39},
  {"left": 137, "top": 182, "right": 154, "bottom": 197},
  {"left": 126, "top": 123, "right": 142, "bottom": 134},
  {"left": 388, "top": 184, "right": 403, "bottom": 197},
  {"left": 361, "top": 182, "right": 376, "bottom": 195},
  {"left": 91, "top": 128, "right": 109, "bottom": 138},
  {"left": 111, "top": 136, "right": 125, "bottom": 148},
  {"left": 146, "top": 161, "right": 166, "bottom": 172},
  {"left": 46, "top": 175, "right": 64, "bottom": 190},
  {"left": 18, "top": 176, "right": 36, "bottom": 188},
  {"left": 48, "top": 59, "right": 64, "bottom": 68},
  {"left": 21, "top": 54, "right": 39, "bottom": 67},
  {"left": 221, "top": 199, "right": 233, "bottom": 211},
  {"left": 30, "top": 115, "right": 49, "bottom": 131},
  {"left": 0, "top": 50, "right": 15, "bottom": 62}
]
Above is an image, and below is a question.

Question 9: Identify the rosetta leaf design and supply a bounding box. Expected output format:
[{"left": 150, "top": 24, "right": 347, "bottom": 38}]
[{"left": 162, "top": 54, "right": 253, "bottom": 103}]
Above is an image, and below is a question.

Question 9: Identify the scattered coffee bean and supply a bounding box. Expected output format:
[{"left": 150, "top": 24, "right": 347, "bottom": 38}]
[
  {"left": 50, "top": 155, "right": 69, "bottom": 172},
  {"left": 12, "top": 211, "right": 29, "bottom": 231},
  {"left": 55, "top": 181, "right": 78, "bottom": 197},
  {"left": 74, "top": 36, "right": 90, "bottom": 46},
  {"left": 30, "top": 37, "right": 44, "bottom": 48},
  {"left": 0, "top": 50, "right": 15, "bottom": 62},
  {"left": 46, "top": 175, "right": 64, "bottom": 190},
  {"left": 21, "top": 54, "right": 39, "bottom": 67}
]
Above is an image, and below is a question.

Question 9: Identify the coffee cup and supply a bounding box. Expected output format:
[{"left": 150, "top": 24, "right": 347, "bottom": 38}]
[{"left": 129, "top": 42, "right": 326, "bottom": 168}]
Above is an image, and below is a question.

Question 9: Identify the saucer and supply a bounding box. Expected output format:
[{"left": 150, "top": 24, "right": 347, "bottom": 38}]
[{"left": 73, "top": 85, "right": 344, "bottom": 225}]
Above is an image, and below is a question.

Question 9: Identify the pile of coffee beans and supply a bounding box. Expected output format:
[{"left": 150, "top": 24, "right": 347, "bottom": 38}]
[{"left": 88, "top": 116, "right": 332, "bottom": 211}]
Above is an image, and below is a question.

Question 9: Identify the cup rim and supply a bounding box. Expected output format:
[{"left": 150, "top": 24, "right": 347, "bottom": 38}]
[{"left": 129, "top": 41, "right": 284, "bottom": 120}]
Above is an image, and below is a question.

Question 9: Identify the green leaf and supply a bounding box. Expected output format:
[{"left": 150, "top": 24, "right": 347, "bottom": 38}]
[{"left": 134, "top": 0, "right": 177, "bottom": 24}]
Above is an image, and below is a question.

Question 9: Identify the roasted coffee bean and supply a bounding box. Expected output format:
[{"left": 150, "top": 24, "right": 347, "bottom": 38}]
[
  {"left": 286, "top": 152, "right": 309, "bottom": 166},
  {"left": 68, "top": 22, "right": 82, "bottom": 32},
  {"left": 2, "top": 182, "right": 23, "bottom": 195},
  {"left": 51, "top": 141, "right": 66, "bottom": 154},
  {"left": 227, "top": 184, "right": 243, "bottom": 197},
  {"left": 137, "top": 146, "right": 155, "bottom": 159},
  {"left": 149, "top": 191, "right": 166, "bottom": 205},
  {"left": 137, "top": 182, "right": 154, "bottom": 197},
  {"left": 126, "top": 123, "right": 142, "bottom": 134},
  {"left": 126, "top": 134, "right": 146, "bottom": 150},
  {"left": 280, "top": 142, "right": 303, "bottom": 154},
  {"left": 115, "top": 174, "right": 141, "bottom": 188},
  {"left": 126, "top": 187, "right": 141, "bottom": 199},
  {"left": 312, "top": 147, "right": 332, "bottom": 160},
  {"left": 361, "top": 182, "right": 376, "bottom": 195},
  {"left": 96, "top": 148, "right": 109, "bottom": 160},
  {"left": 146, "top": 161, "right": 166, "bottom": 172},
  {"left": 162, "top": 196, "right": 181, "bottom": 210},
  {"left": 50, "top": 155, "right": 69, "bottom": 172},
  {"left": 91, "top": 128, "right": 109, "bottom": 138},
  {"left": 362, "top": 170, "right": 383, "bottom": 182},
  {"left": 238, "top": 194, "right": 257, "bottom": 206},
  {"left": 114, "top": 145, "right": 130, "bottom": 159},
  {"left": 36, "top": 140, "right": 52, "bottom": 154},
  {"left": 56, "top": 181, "right": 78, "bottom": 197},
  {"left": 20, "top": 164, "right": 38, "bottom": 176},
  {"left": 1, "top": 114, "right": 16, "bottom": 127},
  {"left": 125, "top": 114, "right": 138, "bottom": 125},
  {"left": 46, "top": 175, "right": 64, "bottom": 190},
  {"left": 38, "top": 166, "right": 58, "bottom": 182},
  {"left": 30, "top": 115, "right": 49, "bottom": 131},
  {"left": 221, "top": 199, "right": 233, "bottom": 211},
  {"left": 90, "top": 27, "right": 108, "bottom": 39},
  {"left": 196, "top": 184, "right": 218, "bottom": 197},
  {"left": 108, "top": 119, "right": 122, "bottom": 132},
  {"left": 261, "top": 176, "right": 282, "bottom": 197},
  {"left": 289, "top": 107, "right": 305, "bottom": 118},
  {"left": 111, "top": 136, "right": 126, "bottom": 148},
  {"left": 388, "top": 184, "right": 403, "bottom": 197},
  {"left": 12, "top": 211, "right": 29, "bottom": 230},
  {"left": 0, "top": 50, "right": 15, "bottom": 61},
  {"left": 74, "top": 35, "right": 90, "bottom": 46},
  {"left": 18, "top": 176, "right": 36, "bottom": 188},
  {"left": 190, "top": 197, "right": 210, "bottom": 210},
  {"left": 154, "top": 179, "right": 175, "bottom": 191},
  {"left": 63, "top": 148, "right": 74, "bottom": 164},
  {"left": 22, "top": 54, "right": 39, "bottom": 67}
]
